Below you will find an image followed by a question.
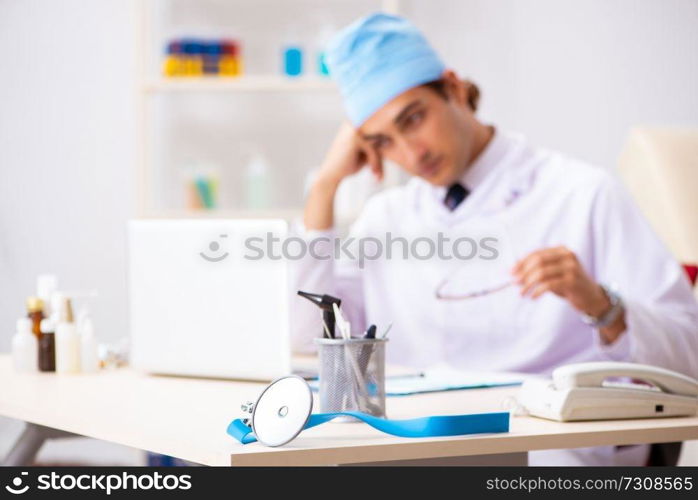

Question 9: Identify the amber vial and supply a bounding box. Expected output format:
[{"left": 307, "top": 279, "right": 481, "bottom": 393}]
[{"left": 26, "top": 296, "right": 45, "bottom": 339}]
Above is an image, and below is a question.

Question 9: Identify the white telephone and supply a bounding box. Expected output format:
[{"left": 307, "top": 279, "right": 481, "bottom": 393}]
[{"left": 518, "top": 361, "right": 698, "bottom": 422}]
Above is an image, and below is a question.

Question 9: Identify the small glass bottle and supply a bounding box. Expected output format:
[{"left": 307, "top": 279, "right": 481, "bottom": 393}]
[
  {"left": 283, "top": 45, "right": 303, "bottom": 77},
  {"left": 315, "top": 25, "right": 335, "bottom": 77},
  {"left": 26, "top": 296, "right": 45, "bottom": 340},
  {"left": 38, "top": 318, "right": 56, "bottom": 372}
]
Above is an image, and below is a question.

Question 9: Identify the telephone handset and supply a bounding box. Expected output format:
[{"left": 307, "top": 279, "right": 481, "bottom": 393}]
[
  {"left": 553, "top": 362, "right": 698, "bottom": 396},
  {"left": 518, "top": 361, "right": 698, "bottom": 422}
]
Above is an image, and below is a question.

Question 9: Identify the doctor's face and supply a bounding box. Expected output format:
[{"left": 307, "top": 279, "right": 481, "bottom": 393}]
[{"left": 359, "top": 74, "right": 481, "bottom": 187}]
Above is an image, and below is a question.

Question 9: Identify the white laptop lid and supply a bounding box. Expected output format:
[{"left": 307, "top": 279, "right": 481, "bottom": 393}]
[{"left": 128, "top": 219, "right": 291, "bottom": 380}]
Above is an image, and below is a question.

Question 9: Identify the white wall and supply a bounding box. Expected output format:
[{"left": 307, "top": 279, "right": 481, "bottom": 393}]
[
  {"left": 0, "top": 0, "right": 139, "bottom": 465},
  {"left": 0, "top": 0, "right": 137, "bottom": 348},
  {"left": 406, "top": 0, "right": 698, "bottom": 168},
  {"left": 0, "top": 0, "right": 696, "bottom": 465}
]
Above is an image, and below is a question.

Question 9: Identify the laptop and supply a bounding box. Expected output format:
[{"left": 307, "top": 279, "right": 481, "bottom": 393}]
[{"left": 128, "top": 219, "right": 302, "bottom": 381}]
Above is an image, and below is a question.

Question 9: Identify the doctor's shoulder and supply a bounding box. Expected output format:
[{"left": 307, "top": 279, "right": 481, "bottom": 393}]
[{"left": 533, "top": 147, "right": 621, "bottom": 202}]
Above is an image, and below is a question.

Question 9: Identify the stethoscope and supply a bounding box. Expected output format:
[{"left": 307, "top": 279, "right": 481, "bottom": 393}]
[{"left": 227, "top": 375, "right": 510, "bottom": 447}]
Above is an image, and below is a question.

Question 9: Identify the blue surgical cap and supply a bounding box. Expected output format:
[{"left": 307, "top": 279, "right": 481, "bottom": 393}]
[{"left": 325, "top": 13, "right": 446, "bottom": 127}]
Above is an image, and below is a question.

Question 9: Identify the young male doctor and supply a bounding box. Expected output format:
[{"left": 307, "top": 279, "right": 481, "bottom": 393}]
[{"left": 290, "top": 13, "right": 698, "bottom": 465}]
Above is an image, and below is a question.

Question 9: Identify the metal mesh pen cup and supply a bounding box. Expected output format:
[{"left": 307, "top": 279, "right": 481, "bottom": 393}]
[{"left": 314, "top": 337, "right": 387, "bottom": 419}]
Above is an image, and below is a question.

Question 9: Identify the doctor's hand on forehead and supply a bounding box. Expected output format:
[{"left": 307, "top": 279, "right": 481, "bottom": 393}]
[
  {"left": 304, "top": 122, "right": 383, "bottom": 230},
  {"left": 511, "top": 246, "right": 626, "bottom": 343},
  {"left": 321, "top": 122, "right": 384, "bottom": 183}
]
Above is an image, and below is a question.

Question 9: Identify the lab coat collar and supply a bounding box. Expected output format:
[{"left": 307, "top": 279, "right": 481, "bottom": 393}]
[
  {"left": 432, "top": 126, "right": 512, "bottom": 201},
  {"left": 462, "top": 126, "right": 511, "bottom": 192},
  {"left": 412, "top": 129, "right": 539, "bottom": 225}
]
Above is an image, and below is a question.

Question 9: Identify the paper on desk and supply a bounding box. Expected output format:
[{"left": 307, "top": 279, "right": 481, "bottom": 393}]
[
  {"left": 384, "top": 367, "right": 526, "bottom": 396},
  {"left": 308, "top": 365, "right": 527, "bottom": 396}
]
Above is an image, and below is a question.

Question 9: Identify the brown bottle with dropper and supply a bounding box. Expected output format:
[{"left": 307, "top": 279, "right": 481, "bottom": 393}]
[
  {"left": 26, "top": 297, "right": 45, "bottom": 340},
  {"left": 38, "top": 318, "right": 56, "bottom": 372}
]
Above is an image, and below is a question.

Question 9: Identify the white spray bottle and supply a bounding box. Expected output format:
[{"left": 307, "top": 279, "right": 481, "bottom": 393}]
[{"left": 55, "top": 295, "right": 80, "bottom": 373}]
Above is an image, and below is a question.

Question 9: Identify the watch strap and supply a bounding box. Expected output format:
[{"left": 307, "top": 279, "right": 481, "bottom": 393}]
[{"left": 581, "top": 285, "right": 623, "bottom": 328}]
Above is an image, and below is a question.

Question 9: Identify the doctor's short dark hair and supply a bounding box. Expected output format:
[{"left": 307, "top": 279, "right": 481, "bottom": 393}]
[{"left": 423, "top": 79, "right": 480, "bottom": 112}]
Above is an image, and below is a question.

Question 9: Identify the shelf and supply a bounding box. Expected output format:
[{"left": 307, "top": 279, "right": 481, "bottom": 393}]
[
  {"left": 136, "top": 0, "right": 401, "bottom": 220},
  {"left": 144, "top": 75, "right": 336, "bottom": 93},
  {"left": 138, "top": 208, "right": 303, "bottom": 220}
]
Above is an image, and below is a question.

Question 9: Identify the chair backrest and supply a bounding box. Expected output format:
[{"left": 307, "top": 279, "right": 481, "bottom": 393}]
[
  {"left": 618, "top": 127, "right": 698, "bottom": 264},
  {"left": 620, "top": 129, "right": 697, "bottom": 465},
  {"left": 619, "top": 128, "right": 698, "bottom": 298}
]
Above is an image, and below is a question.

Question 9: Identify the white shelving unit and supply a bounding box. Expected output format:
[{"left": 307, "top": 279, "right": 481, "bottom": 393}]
[
  {"left": 141, "top": 207, "right": 306, "bottom": 220},
  {"left": 144, "top": 75, "right": 337, "bottom": 93},
  {"left": 137, "top": 0, "right": 400, "bottom": 220}
]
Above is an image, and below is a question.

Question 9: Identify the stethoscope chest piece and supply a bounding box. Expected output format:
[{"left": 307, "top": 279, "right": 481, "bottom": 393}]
[{"left": 249, "top": 375, "right": 313, "bottom": 447}]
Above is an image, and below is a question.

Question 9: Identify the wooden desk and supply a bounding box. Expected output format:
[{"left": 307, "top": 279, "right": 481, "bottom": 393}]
[{"left": 1, "top": 355, "right": 696, "bottom": 466}]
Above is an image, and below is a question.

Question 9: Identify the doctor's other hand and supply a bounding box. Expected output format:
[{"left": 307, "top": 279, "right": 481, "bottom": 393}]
[
  {"left": 511, "top": 246, "right": 607, "bottom": 312},
  {"left": 510, "top": 247, "right": 625, "bottom": 341},
  {"left": 304, "top": 123, "right": 382, "bottom": 230}
]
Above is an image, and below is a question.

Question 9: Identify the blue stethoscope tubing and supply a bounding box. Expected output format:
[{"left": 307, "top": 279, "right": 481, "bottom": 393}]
[{"left": 227, "top": 410, "right": 510, "bottom": 445}]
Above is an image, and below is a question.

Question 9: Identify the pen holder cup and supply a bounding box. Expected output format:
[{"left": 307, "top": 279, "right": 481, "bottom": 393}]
[{"left": 314, "top": 337, "right": 388, "bottom": 420}]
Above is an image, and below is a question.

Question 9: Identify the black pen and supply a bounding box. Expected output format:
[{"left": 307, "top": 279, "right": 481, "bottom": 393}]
[
  {"left": 364, "top": 324, "right": 377, "bottom": 339},
  {"left": 358, "top": 324, "right": 377, "bottom": 378}
]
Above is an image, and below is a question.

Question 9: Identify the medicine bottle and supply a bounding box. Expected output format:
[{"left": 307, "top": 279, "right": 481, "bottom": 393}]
[
  {"left": 26, "top": 296, "right": 45, "bottom": 340},
  {"left": 12, "top": 318, "right": 38, "bottom": 373},
  {"left": 55, "top": 297, "right": 80, "bottom": 373},
  {"left": 39, "top": 318, "right": 56, "bottom": 372}
]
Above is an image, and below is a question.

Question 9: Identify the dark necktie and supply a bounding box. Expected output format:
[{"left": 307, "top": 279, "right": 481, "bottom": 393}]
[{"left": 444, "top": 182, "right": 469, "bottom": 211}]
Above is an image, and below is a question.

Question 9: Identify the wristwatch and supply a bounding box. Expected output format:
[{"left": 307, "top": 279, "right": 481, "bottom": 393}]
[{"left": 581, "top": 284, "right": 623, "bottom": 328}]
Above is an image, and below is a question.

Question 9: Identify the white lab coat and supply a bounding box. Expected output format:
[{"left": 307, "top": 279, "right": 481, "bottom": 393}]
[{"left": 290, "top": 130, "right": 698, "bottom": 466}]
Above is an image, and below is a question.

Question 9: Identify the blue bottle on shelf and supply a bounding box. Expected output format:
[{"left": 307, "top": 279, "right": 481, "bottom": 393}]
[
  {"left": 317, "top": 51, "right": 329, "bottom": 76},
  {"left": 283, "top": 45, "right": 303, "bottom": 77}
]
